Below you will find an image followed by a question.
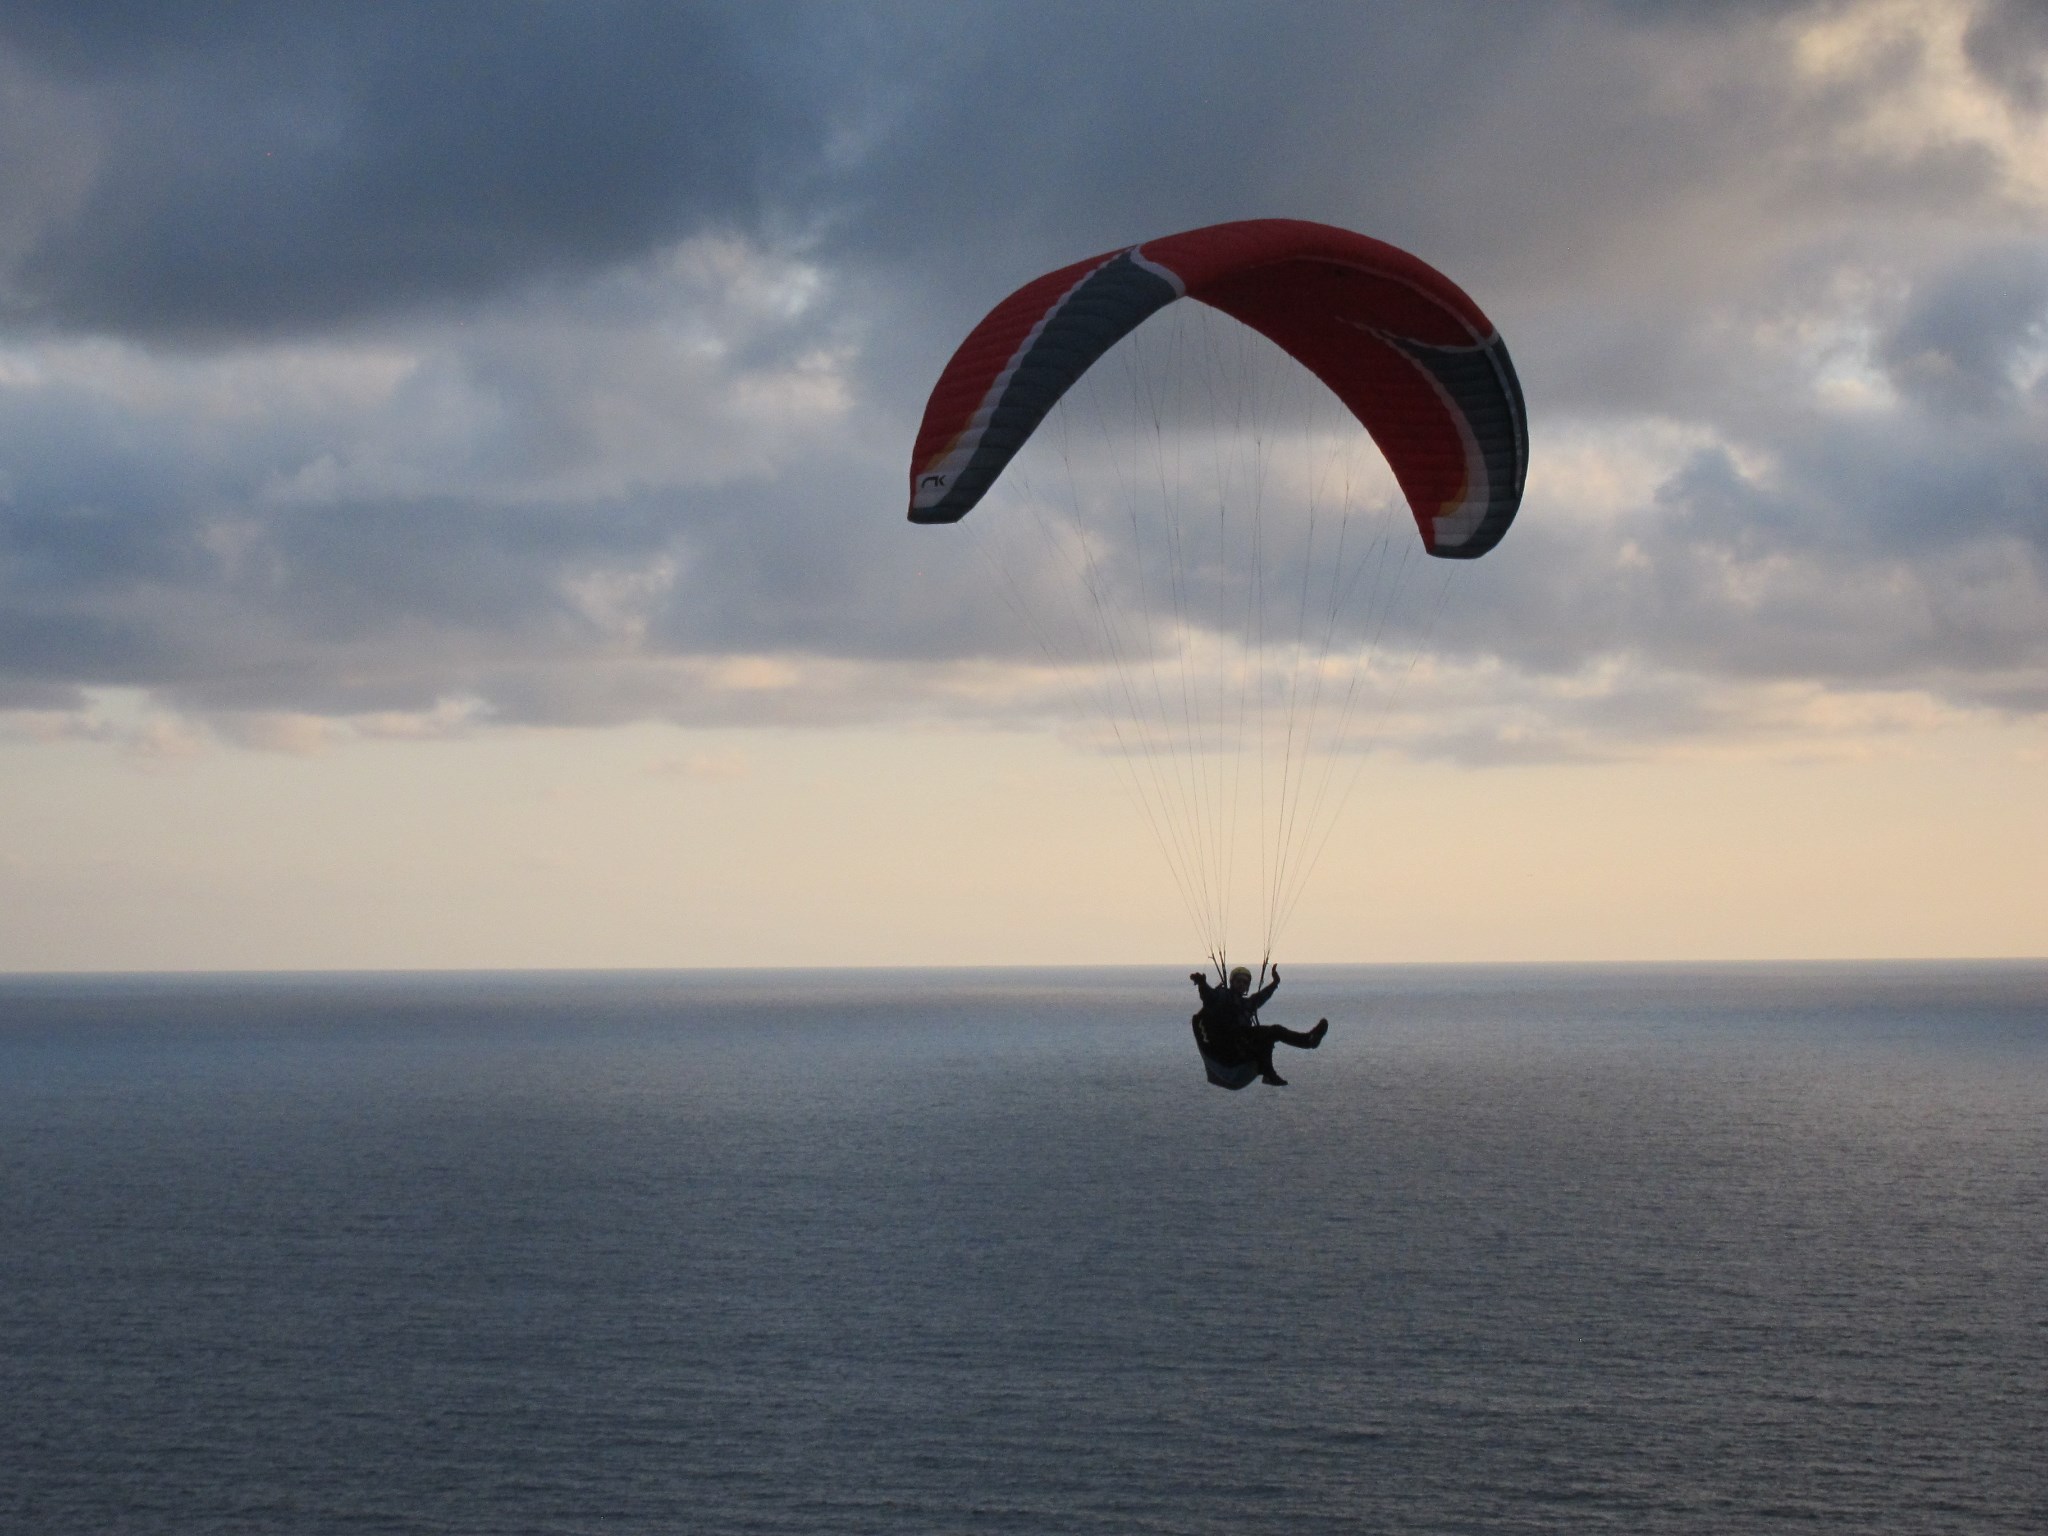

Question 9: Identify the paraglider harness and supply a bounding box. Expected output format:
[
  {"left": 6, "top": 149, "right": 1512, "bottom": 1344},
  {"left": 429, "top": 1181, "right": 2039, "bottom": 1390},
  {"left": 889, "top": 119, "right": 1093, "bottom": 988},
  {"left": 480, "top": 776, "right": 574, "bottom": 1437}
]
[{"left": 1190, "top": 961, "right": 1271, "bottom": 1091}]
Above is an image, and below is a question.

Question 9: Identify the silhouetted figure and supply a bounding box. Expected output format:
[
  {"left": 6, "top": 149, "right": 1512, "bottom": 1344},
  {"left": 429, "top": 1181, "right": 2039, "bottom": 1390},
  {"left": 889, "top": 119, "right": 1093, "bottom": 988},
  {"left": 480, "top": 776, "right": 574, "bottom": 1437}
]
[{"left": 1189, "top": 964, "right": 1329, "bottom": 1088}]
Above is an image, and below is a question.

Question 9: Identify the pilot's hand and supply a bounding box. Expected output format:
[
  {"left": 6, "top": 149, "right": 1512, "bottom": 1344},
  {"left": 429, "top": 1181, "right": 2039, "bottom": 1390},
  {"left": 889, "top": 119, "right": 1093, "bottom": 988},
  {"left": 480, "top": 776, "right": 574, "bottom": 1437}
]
[{"left": 1189, "top": 971, "right": 1205, "bottom": 985}]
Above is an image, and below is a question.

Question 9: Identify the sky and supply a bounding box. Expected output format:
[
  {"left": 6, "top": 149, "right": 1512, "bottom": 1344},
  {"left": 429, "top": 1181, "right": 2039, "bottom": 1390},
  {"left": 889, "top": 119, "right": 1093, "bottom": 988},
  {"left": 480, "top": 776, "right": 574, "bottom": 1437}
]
[{"left": 1, "top": 0, "right": 2045, "bottom": 970}]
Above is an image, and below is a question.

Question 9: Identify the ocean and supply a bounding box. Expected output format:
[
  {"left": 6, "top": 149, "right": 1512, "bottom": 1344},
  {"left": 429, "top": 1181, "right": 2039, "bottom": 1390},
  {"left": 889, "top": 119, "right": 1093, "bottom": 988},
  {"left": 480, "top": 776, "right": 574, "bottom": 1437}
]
[{"left": 3, "top": 963, "right": 2043, "bottom": 1533}]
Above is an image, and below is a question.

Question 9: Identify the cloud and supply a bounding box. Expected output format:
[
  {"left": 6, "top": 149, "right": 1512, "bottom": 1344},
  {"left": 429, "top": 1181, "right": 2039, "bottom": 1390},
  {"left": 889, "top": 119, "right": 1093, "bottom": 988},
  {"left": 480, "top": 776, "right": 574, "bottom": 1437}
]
[
  {"left": 1, "top": 0, "right": 2045, "bottom": 762},
  {"left": 1962, "top": 0, "right": 2048, "bottom": 112},
  {"left": 1877, "top": 241, "right": 2048, "bottom": 412},
  {"left": 0, "top": 1, "right": 853, "bottom": 340}
]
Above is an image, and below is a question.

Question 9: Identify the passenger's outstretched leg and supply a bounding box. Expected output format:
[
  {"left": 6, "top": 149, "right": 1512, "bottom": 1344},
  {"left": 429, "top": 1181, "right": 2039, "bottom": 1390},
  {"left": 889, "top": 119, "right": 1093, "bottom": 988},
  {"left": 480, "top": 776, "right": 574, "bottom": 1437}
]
[{"left": 1269, "top": 1018, "right": 1329, "bottom": 1050}]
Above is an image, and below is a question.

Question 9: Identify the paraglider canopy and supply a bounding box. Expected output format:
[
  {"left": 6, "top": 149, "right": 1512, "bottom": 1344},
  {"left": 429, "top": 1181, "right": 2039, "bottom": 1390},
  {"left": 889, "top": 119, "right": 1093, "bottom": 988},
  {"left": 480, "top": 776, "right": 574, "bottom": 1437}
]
[
  {"left": 908, "top": 218, "right": 1527, "bottom": 558},
  {"left": 905, "top": 218, "right": 1529, "bottom": 977}
]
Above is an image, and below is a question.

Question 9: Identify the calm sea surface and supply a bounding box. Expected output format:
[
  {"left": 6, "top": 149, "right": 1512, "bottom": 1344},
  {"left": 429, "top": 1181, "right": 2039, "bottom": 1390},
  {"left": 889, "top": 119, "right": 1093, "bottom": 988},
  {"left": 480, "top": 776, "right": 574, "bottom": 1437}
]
[{"left": 3, "top": 963, "right": 2044, "bottom": 1534}]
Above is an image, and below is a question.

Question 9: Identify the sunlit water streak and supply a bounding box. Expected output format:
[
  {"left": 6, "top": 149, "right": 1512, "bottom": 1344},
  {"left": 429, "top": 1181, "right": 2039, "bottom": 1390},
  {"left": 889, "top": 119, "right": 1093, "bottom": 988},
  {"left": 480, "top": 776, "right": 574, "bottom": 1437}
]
[{"left": 4, "top": 964, "right": 2044, "bottom": 1533}]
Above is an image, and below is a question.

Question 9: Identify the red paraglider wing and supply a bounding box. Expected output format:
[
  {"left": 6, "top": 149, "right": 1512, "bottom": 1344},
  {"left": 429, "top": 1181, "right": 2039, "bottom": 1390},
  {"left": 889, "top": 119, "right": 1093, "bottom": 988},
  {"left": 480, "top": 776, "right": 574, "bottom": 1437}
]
[{"left": 907, "top": 218, "right": 1526, "bottom": 558}]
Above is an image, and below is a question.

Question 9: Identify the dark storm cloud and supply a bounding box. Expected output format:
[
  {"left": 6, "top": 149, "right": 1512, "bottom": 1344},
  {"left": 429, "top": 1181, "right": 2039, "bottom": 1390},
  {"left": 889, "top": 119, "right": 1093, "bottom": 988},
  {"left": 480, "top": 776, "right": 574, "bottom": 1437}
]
[
  {"left": 2, "top": 0, "right": 2045, "bottom": 751},
  {"left": 1, "top": 0, "right": 1864, "bottom": 350},
  {"left": 1879, "top": 243, "right": 2048, "bottom": 414},
  {"left": 0, "top": 1, "right": 846, "bottom": 338},
  {"left": 1963, "top": 0, "right": 2048, "bottom": 111}
]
